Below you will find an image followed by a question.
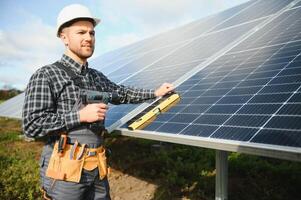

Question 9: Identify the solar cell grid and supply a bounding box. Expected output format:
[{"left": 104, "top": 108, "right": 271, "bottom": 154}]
[
  {"left": 225, "top": 115, "right": 270, "bottom": 127},
  {"left": 237, "top": 104, "right": 281, "bottom": 114},
  {"left": 293, "top": 1, "right": 301, "bottom": 7},
  {"left": 289, "top": 92, "right": 301, "bottom": 102},
  {"left": 278, "top": 103, "right": 301, "bottom": 115},
  {"left": 147, "top": 20, "right": 262, "bottom": 68},
  {"left": 194, "top": 114, "right": 229, "bottom": 125},
  {"left": 181, "top": 105, "right": 210, "bottom": 114},
  {"left": 118, "top": 0, "right": 256, "bottom": 57},
  {"left": 228, "top": 86, "right": 261, "bottom": 95},
  {"left": 216, "top": 95, "right": 252, "bottom": 104},
  {"left": 91, "top": 38, "right": 145, "bottom": 67},
  {"left": 192, "top": 96, "right": 221, "bottom": 104},
  {"left": 211, "top": 127, "right": 258, "bottom": 141},
  {"left": 181, "top": 124, "right": 217, "bottom": 137},
  {"left": 108, "top": 44, "right": 183, "bottom": 79},
  {"left": 212, "top": 0, "right": 294, "bottom": 31},
  {"left": 211, "top": 81, "right": 240, "bottom": 90},
  {"left": 92, "top": 56, "right": 138, "bottom": 76},
  {"left": 259, "top": 83, "right": 300, "bottom": 93},
  {"left": 134, "top": 13, "right": 301, "bottom": 147},
  {"left": 231, "top": 7, "right": 301, "bottom": 52},
  {"left": 251, "top": 129, "right": 301, "bottom": 147},
  {"left": 123, "top": 60, "right": 205, "bottom": 88},
  {"left": 265, "top": 116, "right": 301, "bottom": 130}
]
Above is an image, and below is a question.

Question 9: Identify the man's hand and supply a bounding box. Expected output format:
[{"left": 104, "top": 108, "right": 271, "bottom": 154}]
[
  {"left": 79, "top": 103, "right": 108, "bottom": 123},
  {"left": 155, "top": 83, "right": 175, "bottom": 97}
]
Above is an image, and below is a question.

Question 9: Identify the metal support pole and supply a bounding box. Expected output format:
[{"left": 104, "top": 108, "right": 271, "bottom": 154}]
[{"left": 215, "top": 150, "right": 228, "bottom": 200}]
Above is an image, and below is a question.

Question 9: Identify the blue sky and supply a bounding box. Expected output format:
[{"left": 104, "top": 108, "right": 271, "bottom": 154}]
[{"left": 0, "top": 0, "right": 249, "bottom": 90}]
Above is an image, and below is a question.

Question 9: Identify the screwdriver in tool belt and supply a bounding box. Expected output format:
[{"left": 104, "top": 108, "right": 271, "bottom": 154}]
[{"left": 58, "top": 134, "right": 67, "bottom": 157}]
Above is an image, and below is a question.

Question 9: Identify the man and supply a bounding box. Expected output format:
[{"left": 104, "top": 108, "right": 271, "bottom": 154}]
[{"left": 22, "top": 4, "right": 174, "bottom": 200}]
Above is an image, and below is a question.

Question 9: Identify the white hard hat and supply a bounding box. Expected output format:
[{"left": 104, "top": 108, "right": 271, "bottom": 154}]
[{"left": 56, "top": 4, "right": 100, "bottom": 37}]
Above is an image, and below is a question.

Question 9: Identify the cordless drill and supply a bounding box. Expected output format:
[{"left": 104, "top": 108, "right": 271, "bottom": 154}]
[
  {"left": 57, "top": 90, "right": 119, "bottom": 155},
  {"left": 81, "top": 89, "right": 120, "bottom": 129}
]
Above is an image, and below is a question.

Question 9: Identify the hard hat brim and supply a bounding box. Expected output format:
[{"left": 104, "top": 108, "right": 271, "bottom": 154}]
[{"left": 56, "top": 17, "right": 100, "bottom": 37}]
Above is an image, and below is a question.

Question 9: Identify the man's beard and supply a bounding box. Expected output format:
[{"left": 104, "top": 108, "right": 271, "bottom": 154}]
[{"left": 75, "top": 47, "right": 94, "bottom": 59}]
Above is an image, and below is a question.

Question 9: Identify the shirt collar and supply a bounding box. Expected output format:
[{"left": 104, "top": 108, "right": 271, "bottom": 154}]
[{"left": 61, "top": 54, "right": 89, "bottom": 74}]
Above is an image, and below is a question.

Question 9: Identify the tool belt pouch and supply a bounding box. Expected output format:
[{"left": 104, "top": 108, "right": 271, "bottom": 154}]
[
  {"left": 97, "top": 149, "right": 109, "bottom": 179},
  {"left": 45, "top": 142, "right": 84, "bottom": 183}
]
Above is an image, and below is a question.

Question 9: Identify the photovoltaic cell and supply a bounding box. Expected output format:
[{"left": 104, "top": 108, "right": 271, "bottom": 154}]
[
  {"left": 231, "top": 6, "right": 301, "bottom": 52},
  {"left": 108, "top": 44, "right": 182, "bottom": 78},
  {"left": 181, "top": 124, "right": 217, "bottom": 137},
  {"left": 212, "top": 0, "right": 293, "bottom": 31},
  {"left": 251, "top": 129, "right": 301, "bottom": 147},
  {"left": 90, "top": 56, "right": 137, "bottom": 76},
  {"left": 277, "top": 103, "right": 301, "bottom": 115},
  {"left": 146, "top": 20, "right": 262, "bottom": 68},
  {"left": 225, "top": 115, "right": 270, "bottom": 127},
  {"left": 237, "top": 104, "right": 281, "bottom": 115},
  {"left": 216, "top": 95, "right": 252, "bottom": 104},
  {"left": 211, "top": 127, "right": 258, "bottom": 141},
  {"left": 194, "top": 114, "right": 230, "bottom": 125},
  {"left": 259, "top": 83, "right": 300, "bottom": 93},
  {"left": 265, "top": 116, "right": 301, "bottom": 130},
  {"left": 156, "top": 123, "right": 187, "bottom": 134},
  {"left": 293, "top": 1, "right": 301, "bottom": 7},
  {"left": 289, "top": 93, "right": 301, "bottom": 102},
  {"left": 181, "top": 105, "right": 209, "bottom": 114}
]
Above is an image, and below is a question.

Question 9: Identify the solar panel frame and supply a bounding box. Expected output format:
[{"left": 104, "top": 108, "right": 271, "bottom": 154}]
[{"left": 118, "top": 128, "right": 301, "bottom": 161}]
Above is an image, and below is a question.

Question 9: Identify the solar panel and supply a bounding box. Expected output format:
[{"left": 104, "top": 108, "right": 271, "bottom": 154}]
[
  {"left": 125, "top": 5, "right": 301, "bottom": 151},
  {"left": 104, "top": 19, "right": 266, "bottom": 127},
  {"left": 0, "top": 93, "right": 24, "bottom": 119},
  {"left": 1, "top": 1, "right": 301, "bottom": 159}
]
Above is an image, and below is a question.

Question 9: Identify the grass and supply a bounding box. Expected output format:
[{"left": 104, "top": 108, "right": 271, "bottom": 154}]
[
  {"left": 0, "top": 117, "right": 301, "bottom": 200},
  {"left": 0, "top": 117, "right": 43, "bottom": 200}
]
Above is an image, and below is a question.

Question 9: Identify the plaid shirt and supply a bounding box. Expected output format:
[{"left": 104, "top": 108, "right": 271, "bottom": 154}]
[{"left": 22, "top": 54, "right": 155, "bottom": 138}]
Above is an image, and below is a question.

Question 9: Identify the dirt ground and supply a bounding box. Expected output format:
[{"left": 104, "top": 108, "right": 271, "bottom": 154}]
[{"left": 108, "top": 168, "right": 157, "bottom": 200}]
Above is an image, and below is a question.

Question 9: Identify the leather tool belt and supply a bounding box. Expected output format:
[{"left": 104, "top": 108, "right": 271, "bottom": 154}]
[{"left": 46, "top": 141, "right": 109, "bottom": 183}]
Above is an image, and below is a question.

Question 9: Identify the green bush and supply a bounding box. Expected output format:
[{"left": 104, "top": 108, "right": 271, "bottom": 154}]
[{"left": 0, "top": 119, "right": 42, "bottom": 200}]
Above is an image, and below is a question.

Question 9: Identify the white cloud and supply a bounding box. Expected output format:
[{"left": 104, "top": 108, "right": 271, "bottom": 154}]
[
  {"left": 0, "top": 11, "right": 64, "bottom": 89},
  {"left": 0, "top": 14, "right": 63, "bottom": 73}
]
